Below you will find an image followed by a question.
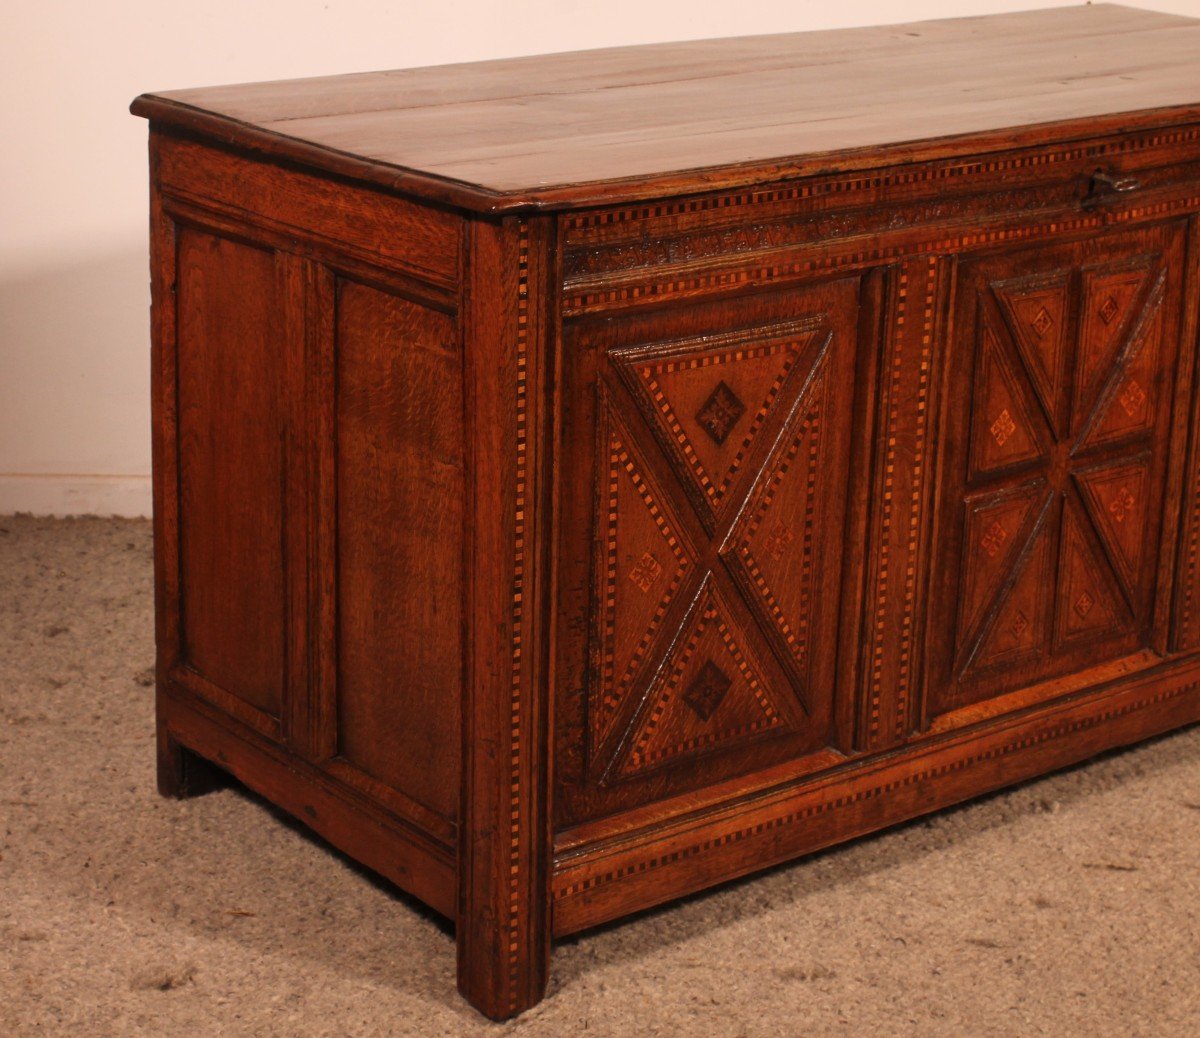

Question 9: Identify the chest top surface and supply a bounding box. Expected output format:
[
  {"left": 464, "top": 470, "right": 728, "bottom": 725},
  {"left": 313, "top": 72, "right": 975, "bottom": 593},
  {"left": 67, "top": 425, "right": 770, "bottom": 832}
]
[{"left": 132, "top": 5, "right": 1200, "bottom": 211}]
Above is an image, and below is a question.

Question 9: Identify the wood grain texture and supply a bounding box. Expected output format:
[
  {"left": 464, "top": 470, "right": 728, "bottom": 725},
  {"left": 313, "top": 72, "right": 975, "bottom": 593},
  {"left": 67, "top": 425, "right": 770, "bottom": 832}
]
[
  {"left": 926, "top": 222, "right": 1189, "bottom": 721},
  {"left": 553, "top": 280, "right": 865, "bottom": 827},
  {"left": 552, "top": 657, "right": 1200, "bottom": 935},
  {"left": 333, "top": 279, "right": 464, "bottom": 823},
  {"left": 155, "top": 134, "right": 461, "bottom": 290},
  {"left": 1170, "top": 216, "right": 1200, "bottom": 653},
  {"left": 136, "top": 9, "right": 1200, "bottom": 1020},
  {"left": 160, "top": 678, "right": 457, "bottom": 918},
  {"left": 456, "top": 217, "right": 555, "bottom": 1020},
  {"left": 174, "top": 226, "right": 288, "bottom": 731},
  {"left": 132, "top": 6, "right": 1200, "bottom": 211}
]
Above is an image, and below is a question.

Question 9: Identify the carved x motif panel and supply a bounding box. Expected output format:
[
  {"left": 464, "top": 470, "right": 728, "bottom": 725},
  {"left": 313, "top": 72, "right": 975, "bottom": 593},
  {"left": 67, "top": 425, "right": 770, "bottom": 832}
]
[{"left": 589, "top": 279, "right": 861, "bottom": 784}]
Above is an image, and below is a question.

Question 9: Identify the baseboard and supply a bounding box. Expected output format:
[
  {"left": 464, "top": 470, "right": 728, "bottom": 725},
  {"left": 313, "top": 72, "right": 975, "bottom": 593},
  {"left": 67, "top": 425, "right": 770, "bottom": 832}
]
[
  {"left": 0, "top": 474, "right": 152, "bottom": 517},
  {"left": 551, "top": 657, "right": 1200, "bottom": 936}
]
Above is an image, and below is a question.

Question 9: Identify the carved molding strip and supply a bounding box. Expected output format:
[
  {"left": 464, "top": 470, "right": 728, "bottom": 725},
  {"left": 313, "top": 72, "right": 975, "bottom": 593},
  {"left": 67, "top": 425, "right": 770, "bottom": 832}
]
[
  {"left": 864, "top": 258, "right": 938, "bottom": 749},
  {"left": 1182, "top": 483, "right": 1200, "bottom": 645},
  {"left": 502, "top": 220, "right": 531, "bottom": 1013},
  {"left": 552, "top": 677, "right": 1199, "bottom": 903},
  {"left": 564, "top": 127, "right": 1200, "bottom": 238},
  {"left": 563, "top": 193, "right": 1200, "bottom": 315},
  {"left": 894, "top": 260, "right": 938, "bottom": 741}
]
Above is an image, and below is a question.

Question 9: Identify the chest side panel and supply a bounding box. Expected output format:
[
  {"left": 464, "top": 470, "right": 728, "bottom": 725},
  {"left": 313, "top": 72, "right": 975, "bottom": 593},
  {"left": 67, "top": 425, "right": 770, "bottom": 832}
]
[{"left": 152, "top": 133, "right": 465, "bottom": 842}]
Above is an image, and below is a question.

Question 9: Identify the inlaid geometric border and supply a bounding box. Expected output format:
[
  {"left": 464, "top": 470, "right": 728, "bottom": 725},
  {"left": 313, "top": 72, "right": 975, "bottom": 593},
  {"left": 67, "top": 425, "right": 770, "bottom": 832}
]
[
  {"left": 565, "top": 194, "right": 1200, "bottom": 314},
  {"left": 865, "top": 257, "right": 939, "bottom": 747},
  {"left": 611, "top": 318, "right": 827, "bottom": 537},
  {"left": 635, "top": 341, "right": 801, "bottom": 507},
  {"left": 553, "top": 675, "right": 1199, "bottom": 906},
  {"left": 731, "top": 379, "right": 824, "bottom": 674},
  {"left": 564, "top": 127, "right": 1200, "bottom": 237},
  {"left": 1181, "top": 461, "right": 1200, "bottom": 644},
  {"left": 502, "top": 219, "right": 531, "bottom": 1013},
  {"left": 622, "top": 588, "right": 784, "bottom": 775},
  {"left": 594, "top": 420, "right": 694, "bottom": 750}
]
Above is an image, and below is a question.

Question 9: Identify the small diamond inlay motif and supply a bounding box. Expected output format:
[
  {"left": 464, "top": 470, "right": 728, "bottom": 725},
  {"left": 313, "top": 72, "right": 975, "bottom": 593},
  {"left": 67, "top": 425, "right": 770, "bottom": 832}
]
[
  {"left": 1074, "top": 591, "right": 1095, "bottom": 619},
  {"left": 990, "top": 409, "right": 1016, "bottom": 447},
  {"left": 980, "top": 520, "right": 1009, "bottom": 558},
  {"left": 1031, "top": 307, "right": 1054, "bottom": 337},
  {"left": 683, "top": 660, "right": 732, "bottom": 722},
  {"left": 764, "top": 522, "right": 795, "bottom": 561},
  {"left": 1119, "top": 380, "right": 1146, "bottom": 418},
  {"left": 628, "top": 551, "right": 663, "bottom": 592},
  {"left": 1099, "top": 295, "right": 1121, "bottom": 325},
  {"left": 1011, "top": 611, "right": 1030, "bottom": 638},
  {"left": 1109, "top": 486, "right": 1136, "bottom": 524},
  {"left": 695, "top": 381, "right": 747, "bottom": 446}
]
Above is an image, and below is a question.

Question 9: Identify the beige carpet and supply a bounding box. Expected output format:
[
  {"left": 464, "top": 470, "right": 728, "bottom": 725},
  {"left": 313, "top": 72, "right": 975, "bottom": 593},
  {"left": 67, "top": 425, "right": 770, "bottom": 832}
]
[{"left": 2, "top": 514, "right": 1199, "bottom": 1037}]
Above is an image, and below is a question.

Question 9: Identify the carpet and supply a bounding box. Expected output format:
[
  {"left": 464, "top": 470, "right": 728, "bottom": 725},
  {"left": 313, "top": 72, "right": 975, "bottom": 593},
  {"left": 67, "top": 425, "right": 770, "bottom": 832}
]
[{"left": 1, "top": 514, "right": 1198, "bottom": 1037}]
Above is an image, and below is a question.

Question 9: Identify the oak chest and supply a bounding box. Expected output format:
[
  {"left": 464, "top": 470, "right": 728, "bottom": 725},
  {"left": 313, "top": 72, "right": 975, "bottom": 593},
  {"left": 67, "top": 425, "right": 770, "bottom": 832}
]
[{"left": 131, "top": 4, "right": 1200, "bottom": 1019}]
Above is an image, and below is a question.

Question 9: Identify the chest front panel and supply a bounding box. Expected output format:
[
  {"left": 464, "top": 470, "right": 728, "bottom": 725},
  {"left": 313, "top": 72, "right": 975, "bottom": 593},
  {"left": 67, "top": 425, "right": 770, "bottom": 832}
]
[
  {"left": 554, "top": 277, "right": 871, "bottom": 824},
  {"left": 926, "top": 221, "right": 1190, "bottom": 717}
]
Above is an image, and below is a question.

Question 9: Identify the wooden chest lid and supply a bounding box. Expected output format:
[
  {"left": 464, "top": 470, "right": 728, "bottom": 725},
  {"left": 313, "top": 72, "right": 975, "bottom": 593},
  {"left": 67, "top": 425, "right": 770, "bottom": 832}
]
[{"left": 131, "top": 4, "right": 1200, "bottom": 213}]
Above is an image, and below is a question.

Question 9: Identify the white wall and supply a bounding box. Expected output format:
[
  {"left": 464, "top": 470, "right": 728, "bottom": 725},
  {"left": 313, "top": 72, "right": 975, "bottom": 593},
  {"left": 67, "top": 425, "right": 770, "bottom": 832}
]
[{"left": 2, "top": 0, "right": 1195, "bottom": 515}]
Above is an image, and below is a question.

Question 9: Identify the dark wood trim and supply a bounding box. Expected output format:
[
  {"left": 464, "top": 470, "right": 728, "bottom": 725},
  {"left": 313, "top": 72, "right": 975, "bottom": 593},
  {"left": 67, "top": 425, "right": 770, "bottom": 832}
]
[
  {"left": 552, "top": 655, "right": 1200, "bottom": 936},
  {"left": 159, "top": 192, "right": 458, "bottom": 315},
  {"left": 1171, "top": 216, "right": 1200, "bottom": 652},
  {"left": 133, "top": 95, "right": 1200, "bottom": 216},
  {"left": 134, "top": 13, "right": 1200, "bottom": 1016},
  {"left": 456, "top": 216, "right": 555, "bottom": 1019},
  {"left": 148, "top": 146, "right": 181, "bottom": 681},
  {"left": 160, "top": 682, "right": 457, "bottom": 918},
  {"left": 857, "top": 256, "right": 944, "bottom": 750},
  {"left": 303, "top": 260, "right": 339, "bottom": 762}
]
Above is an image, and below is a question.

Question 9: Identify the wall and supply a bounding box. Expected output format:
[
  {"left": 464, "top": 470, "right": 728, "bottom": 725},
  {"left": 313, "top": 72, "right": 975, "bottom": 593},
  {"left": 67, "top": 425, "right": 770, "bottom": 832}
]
[{"left": 1, "top": 0, "right": 1193, "bottom": 515}]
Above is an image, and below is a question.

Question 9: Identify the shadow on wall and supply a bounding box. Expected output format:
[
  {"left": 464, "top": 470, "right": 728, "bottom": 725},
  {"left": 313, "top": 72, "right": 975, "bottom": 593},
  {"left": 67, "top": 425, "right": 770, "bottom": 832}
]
[{"left": 0, "top": 246, "right": 153, "bottom": 516}]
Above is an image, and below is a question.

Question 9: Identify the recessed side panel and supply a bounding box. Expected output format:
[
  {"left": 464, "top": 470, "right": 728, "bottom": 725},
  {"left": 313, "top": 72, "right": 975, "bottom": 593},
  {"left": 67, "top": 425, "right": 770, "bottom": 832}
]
[
  {"left": 175, "top": 226, "right": 287, "bottom": 727},
  {"left": 334, "top": 278, "right": 463, "bottom": 822}
]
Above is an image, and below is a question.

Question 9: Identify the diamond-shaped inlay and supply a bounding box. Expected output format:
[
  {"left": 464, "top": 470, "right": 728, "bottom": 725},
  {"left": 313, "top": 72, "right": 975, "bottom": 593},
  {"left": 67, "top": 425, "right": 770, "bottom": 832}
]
[
  {"left": 1098, "top": 295, "right": 1121, "bottom": 325},
  {"left": 764, "top": 522, "right": 795, "bottom": 561},
  {"left": 1108, "top": 486, "right": 1136, "bottom": 524},
  {"left": 980, "top": 520, "right": 1009, "bottom": 559},
  {"left": 694, "top": 380, "right": 747, "bottom": 446},
  {"left": 628, "top": 551, "right": 663, "bottom": 592},
  {"left": 1119, "top": 380, "right": 1146, "bottom": 418},
  {"left": 1074, "top": 591, "right": 1095, "bottom": 619},
  {"left": 990, "top": 409, "right": 1016, "bottom": 447},
  {"left": 682, "top": 660, "right": 732, "bottom": 721},
  {"left": 1011, "top": 611, "right": 1030, "bottom": 638},
  {"left": 1031, "top": 307, "right": 1054, "bottom": 338}
]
